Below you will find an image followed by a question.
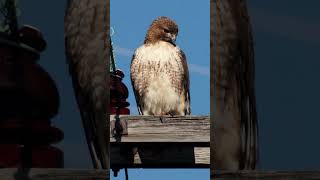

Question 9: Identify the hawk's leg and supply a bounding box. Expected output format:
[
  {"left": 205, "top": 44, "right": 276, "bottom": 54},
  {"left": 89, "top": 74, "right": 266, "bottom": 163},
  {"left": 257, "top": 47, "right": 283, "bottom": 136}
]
[
  {"left": 159, "top": 116, "right": 164, "bottom": 123},
  {"left": 159, "top": 112, "right": 167, "bottom": 123}
]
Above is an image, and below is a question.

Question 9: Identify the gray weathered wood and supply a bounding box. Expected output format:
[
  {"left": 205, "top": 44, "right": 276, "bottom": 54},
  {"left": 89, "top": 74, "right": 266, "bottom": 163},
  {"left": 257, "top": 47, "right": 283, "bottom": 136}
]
[
  {"left": 195, "top": 147, "right": 210, "bottom": 165},
  {"left": 211, "top": 170, "right": 320, "bottom": 180},
  {"left": 0, "top": 168, "right": 109, "bottom": 180},
  {"left": 110, "top": 115, "right": 209, "bottom": 144},
  {"left": 2, "top": 169, "right": 320, "bottom": 179},
  {"left": 110, "top": 115, "right": 210, "bottom": 168}
]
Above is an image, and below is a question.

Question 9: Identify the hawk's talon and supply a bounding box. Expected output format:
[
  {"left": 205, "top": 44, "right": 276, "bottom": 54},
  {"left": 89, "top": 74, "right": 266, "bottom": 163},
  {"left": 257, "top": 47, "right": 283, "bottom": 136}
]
[{"left": 160, "top": 116, "right": 164, "bottom": 123}]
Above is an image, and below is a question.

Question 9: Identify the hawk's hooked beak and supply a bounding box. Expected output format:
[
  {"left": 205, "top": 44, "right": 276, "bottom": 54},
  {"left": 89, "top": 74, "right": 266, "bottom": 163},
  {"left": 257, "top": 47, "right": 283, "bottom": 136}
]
[
  {"left": 168, "top": 34, "right": 176, "bottom": 46},
  {"left": 162, "top": 33, "right": 177, "bottom": 46}
]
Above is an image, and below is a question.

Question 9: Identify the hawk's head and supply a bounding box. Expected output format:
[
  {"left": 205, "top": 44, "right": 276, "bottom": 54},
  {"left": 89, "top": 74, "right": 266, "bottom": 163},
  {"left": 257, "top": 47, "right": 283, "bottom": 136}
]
[{"left": 144, "top": 16, "right": 179, "bottom": 46}]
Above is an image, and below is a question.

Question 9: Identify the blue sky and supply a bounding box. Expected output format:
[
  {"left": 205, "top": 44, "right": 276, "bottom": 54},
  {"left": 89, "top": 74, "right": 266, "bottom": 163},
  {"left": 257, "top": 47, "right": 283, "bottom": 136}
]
[
  {"left": 110, "top": 0, "right": 210, "bottom": 179},
  {"left": 111, "top": 0, "right": 210, "bottom": 116}
]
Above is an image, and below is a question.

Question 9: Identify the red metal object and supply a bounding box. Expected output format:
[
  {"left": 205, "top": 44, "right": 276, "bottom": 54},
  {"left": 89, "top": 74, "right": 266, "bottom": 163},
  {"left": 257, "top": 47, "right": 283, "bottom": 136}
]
[
  {"left": 110, "top": 71, "right": 129, "bottom": 99},
  {"left": 31, "top": 146, "right": 63, "bottom": 168},
  {"left": 0, "top": 25, "right": 63, "bottom": 168},
  {"left": 0, "top": 46, "right": 17, "bottom": 89},
  {"left": 0, "top": 122, "right": 64, "bottom": 145},
  {"left": 110, "top": 69, "right": 130, "bottom": 116},
  {"left": 0, "top": 144, "right": 21, "bottom": 167},
  {"left": 17, "top": 25, "right": 47, "bottom": 52},
  {"left": 0, "top": 25, "right": 59, "bottom": 119},
  {"left": 0, "top": 42, "right": 59, "bottom": 120},
  {"left": 21, "top": 62, "right": 60, "bottom": 119},
  {"left": 110, "top": 99, "right": 130, "bottom": 108},
  {"left": 0, "top": 145, "right": 63, "bottom": 168},
  {"left": 110, "top": 107, "right": 130, "bottom": 115}
]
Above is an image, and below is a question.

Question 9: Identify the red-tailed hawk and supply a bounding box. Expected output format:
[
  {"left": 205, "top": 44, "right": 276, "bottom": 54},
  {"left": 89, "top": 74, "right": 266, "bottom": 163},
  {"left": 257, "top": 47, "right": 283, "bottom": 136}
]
[{"left": 131, "top": 16, "right": 191, "bottom": 116}]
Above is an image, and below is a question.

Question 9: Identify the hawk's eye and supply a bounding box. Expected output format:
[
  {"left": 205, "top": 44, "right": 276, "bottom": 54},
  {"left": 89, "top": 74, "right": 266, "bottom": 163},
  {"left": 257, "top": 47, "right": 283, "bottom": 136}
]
[{"left": 163, "top": 28, "right": 170, "bottom": 33}]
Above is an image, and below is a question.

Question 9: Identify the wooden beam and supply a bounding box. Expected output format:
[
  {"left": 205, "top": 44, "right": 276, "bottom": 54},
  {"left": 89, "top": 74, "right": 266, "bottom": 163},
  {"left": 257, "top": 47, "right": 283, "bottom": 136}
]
[
  {"left": 2, "top": 169, "right": 320, "bottom": 179},
  {"left": 110, "top": 115, "right": 210, "bottom": 168},
  {"left": 110, "top": 115, "right": 210, "bottom": 144},
  {"left": 211, "top": 170, "right": 320, "bottom": 180},
  {"left": 0, "top": 168, "right": 108, "bottom": 180}
]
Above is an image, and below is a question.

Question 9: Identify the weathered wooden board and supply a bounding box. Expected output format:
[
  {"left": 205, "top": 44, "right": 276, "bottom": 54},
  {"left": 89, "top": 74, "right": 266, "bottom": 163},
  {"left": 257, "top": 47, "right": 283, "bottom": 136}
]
[
  {"left": 110, "top": 115, "right": 210, "bottom": 168},
  {"left": 195, "top": 147, "right": 210, "bottom": 165},
  {"left": 211, "top": 170, "right": 320, "bottom": 180},
  {"left": 110, "top": 115, "right": 210, "bottom": 144},
  {"left": 1, "top": 169, "right": 320, "bottom": 179},
  {"left": 0, "top": 168, "right": 109, "bottom": 180}
]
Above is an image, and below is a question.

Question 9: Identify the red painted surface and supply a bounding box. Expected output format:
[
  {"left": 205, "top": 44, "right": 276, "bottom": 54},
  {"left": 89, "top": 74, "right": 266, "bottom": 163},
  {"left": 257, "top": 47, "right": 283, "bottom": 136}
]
[
  {"left": 0, "top": 145, "right": 63, "bottom": 168},
  {"left": 110, "top": 107, "right": 130, "bottom": 115},
  {"left": 110, "top": 69, "right": 131, "bottom": 116},
  {"left": 110, "top": 99, "right": 130, "bottom": 108},
  {"left": 0, "top": 47, "right": 17, "bottom": 89},
  {"left": 17, "top": 25, "right": 47, "bottom": 52},
  {"left": 110, "top": 80, "right": 129, "bottom": 99},
  {"left": 0, "top": 25, "right": 63, "bottom": 168},
  {"left": 0, "top": 123, "right": 64, "bottom": 145},
  {"left": 0, "top": 144, "right": 21, "bottom": 167},
  {"left": 22, "top": 62, "right": 60, "bottom": 119},
  {"left": 0, "top": 46, "right": 59, "bottom": 120},
  {"left": 31, "top": 146, "right": 63, "bottom": 168}
]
